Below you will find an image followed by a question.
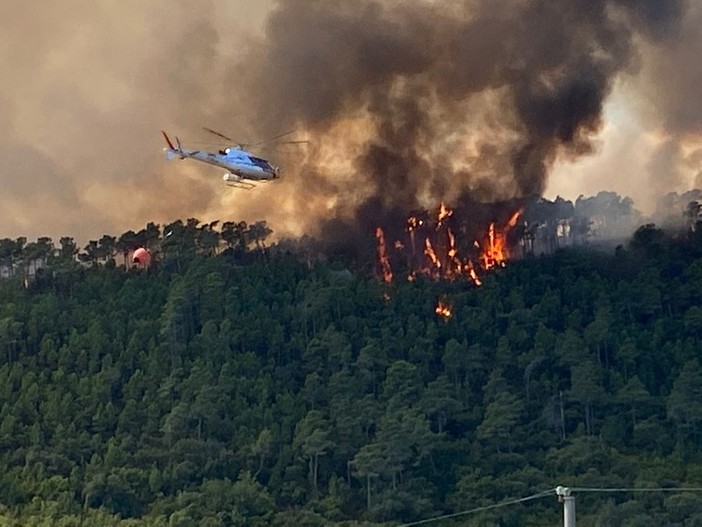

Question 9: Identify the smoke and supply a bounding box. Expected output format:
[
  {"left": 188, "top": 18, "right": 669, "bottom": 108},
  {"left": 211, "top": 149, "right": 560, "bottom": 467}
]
[
  {"left": 640, "top": 1, "right": 702, "bottom": 198},
  {"left": 0, "top": 1, "right": 267, "bottom": 241},
  {"left": 0, "top": 0, "right": 694, "bottom": 250},
  {"left": 237, "top": 0, "right": 688, "bottom": 248}
]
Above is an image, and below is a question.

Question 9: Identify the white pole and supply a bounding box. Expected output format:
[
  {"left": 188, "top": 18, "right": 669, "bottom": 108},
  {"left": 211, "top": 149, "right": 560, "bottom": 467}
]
[{"left": 556, "top": 486, "right": 576, "bottom": 527}]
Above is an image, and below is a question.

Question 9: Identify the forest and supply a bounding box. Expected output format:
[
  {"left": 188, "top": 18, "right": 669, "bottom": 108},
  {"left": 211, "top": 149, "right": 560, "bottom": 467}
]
[{"left": 2, "top": 209, "right": 702, "bottom": 526}]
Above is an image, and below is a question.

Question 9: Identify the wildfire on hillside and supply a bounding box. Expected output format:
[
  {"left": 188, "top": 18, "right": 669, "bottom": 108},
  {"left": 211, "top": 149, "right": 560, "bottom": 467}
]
[{"left": 376, "top": 202, "right": 522, "bottom": 286}]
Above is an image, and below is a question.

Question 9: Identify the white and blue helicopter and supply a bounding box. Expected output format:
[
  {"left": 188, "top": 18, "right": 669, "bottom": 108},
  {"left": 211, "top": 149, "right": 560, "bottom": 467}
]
[{"left": 162, "top": 128, "right": 306, "bottom": 189}]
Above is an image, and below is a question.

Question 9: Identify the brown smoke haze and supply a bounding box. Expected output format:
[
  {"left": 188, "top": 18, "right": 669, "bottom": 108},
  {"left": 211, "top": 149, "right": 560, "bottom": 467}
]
[
  {"left": 0, "top": 0, "right": 698, "bottom": 244},
  {"left": 0, "top": 1, "right": 269, "bottom": 241},
  {"left": 548, "top": 0, "right": 702, "bottom": 211}
]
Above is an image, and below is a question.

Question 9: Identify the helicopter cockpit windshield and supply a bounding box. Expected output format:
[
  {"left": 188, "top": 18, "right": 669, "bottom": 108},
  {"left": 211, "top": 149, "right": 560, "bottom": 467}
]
[{"left": 249, "top": 155, "right": 273, "bottom": 171}]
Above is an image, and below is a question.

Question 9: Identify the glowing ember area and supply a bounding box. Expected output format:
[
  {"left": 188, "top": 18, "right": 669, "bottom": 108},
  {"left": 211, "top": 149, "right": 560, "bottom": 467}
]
[
  {"left": 407, "top": 216, "right": 424, "bottom": 231},
  {"left": 375, "top": 227, "right": 393, "bottom": 283},
  {"left": 435, "top": 300, "right": 452, "bottom": 320},
  {"left": 375, "top": 202, "right": 522, "bottom": 287}
]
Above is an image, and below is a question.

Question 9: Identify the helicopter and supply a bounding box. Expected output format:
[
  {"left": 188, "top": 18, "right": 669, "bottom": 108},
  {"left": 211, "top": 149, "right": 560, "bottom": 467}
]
[{"left": 161, "top": 128, "right": 306, "bottom": 189}]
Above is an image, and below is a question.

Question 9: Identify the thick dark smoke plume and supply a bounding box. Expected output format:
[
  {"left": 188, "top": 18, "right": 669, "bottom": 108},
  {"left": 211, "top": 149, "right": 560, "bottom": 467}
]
[
  {"left": 239, "top": 0, "right": 687, "bottom": 251},
  {"left": 1, "top": 1, "right": 694, "bottom": 249}
]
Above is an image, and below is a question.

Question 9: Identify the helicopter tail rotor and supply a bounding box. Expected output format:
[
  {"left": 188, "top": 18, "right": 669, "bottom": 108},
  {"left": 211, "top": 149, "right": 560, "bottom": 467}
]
[
  {"left": 162, "top": 131, "right": 187, "bottom": 160},
  {"left": 161, "top": 131, "right": 176, "bottom": 150},
  {"left": 161, "top": 130, "right": 189, "bottom": 159}
]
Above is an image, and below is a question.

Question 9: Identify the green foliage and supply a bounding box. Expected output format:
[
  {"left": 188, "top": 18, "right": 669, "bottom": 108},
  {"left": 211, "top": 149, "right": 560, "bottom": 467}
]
[{"left": 2, "top": 222, "right": 702, "bottom": 525}]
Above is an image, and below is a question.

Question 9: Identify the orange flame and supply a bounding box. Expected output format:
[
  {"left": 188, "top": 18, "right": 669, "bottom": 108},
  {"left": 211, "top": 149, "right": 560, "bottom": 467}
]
[
  {"left": 407, "top": 216, "right": 422, "bottom": 232},
  {"left": 446, "top": 228, "right": 464, "bottom": 278},
  {"left": 466, "top": 260, "right": 482, "bottom": 286},
  {"left": 424, "top": 238, "right": 441, "bottom": 270},
  {"left": 447, "top": 228, "right": 457, "bottom": 259},
  {"left": 375, "top": 227, "right": 393, "bottom": 283},
  {"left": 376, "top": 204, "right": 522, "bottom": 288},
  {"left": 480, "top": 222, "right": 505, "bottom": 269},
  {"left": 478, "top": 209, "right": 522, "bottom": 270},
  {"left": 437, "top": 201, "right": 453, "bottom": 229},
  {"left": 507, "top": 209, "right": 523, "bottom": 228},
  {"left": 435, "top": 300, "right": 452, "bottom": 320}
]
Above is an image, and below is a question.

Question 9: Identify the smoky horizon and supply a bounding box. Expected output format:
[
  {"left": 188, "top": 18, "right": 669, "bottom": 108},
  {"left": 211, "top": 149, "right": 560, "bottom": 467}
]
[{"left": 0, "top": 0, "right": 700, "bottom": 247}]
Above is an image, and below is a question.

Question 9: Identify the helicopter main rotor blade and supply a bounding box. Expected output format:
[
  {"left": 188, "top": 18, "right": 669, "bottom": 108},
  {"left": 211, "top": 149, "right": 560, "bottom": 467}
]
[
  {"left": 203, "top": 127, "right": 234, "bottom": 143},
  {"left": 248, "top": 129, "right": 297, "bottom": 147}
]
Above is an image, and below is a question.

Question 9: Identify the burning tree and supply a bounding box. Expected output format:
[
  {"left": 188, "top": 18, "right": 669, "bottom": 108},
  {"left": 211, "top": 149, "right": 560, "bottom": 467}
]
[{"left": 376, "top": 201, "right": 524, "bottom": 287}]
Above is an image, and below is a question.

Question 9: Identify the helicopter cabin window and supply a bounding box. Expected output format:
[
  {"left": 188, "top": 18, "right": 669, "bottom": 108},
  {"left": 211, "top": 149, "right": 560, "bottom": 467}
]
[{"left": 249, "top": 156, "right": 272, "bottom": 170}]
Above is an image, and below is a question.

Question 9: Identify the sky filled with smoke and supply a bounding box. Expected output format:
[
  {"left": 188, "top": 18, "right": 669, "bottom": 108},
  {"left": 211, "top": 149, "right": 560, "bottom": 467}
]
[{"left": 0, "top": 0, "right": 700, "bottom": 243}]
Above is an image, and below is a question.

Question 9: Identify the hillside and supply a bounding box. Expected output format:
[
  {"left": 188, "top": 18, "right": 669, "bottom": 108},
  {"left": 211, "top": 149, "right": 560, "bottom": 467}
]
[{"left": 2, "top": 222, "right": 702, "bottom": 526}]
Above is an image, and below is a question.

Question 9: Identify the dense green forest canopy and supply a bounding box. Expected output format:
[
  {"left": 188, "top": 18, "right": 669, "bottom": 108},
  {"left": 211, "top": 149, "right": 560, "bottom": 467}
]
[{"left": 2, "top": 211, "right": 702, "bottom": 526}]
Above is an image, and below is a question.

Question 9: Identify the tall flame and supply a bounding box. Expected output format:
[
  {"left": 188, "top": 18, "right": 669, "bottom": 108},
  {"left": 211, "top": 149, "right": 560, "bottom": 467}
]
[
  {"left": 479, "top": 222, "right": 503, "bottom": 270},
  {"left": 466, "top": 260, "right": 482, "bottom": 286},
  {"left": 437, "top": 201, "right": 453, "bottom": 229},
  {"left": 478, "top": 209, "right": 522, "bottom": 270},
  {"left": 375, "top": 227, "right": 393, "bottom": 283},
  {"left": 424, "top": 238, "right": 441, "bottom": 271},
  {"left": 446, "top": 227, "right": 461, "bottom": 277}
]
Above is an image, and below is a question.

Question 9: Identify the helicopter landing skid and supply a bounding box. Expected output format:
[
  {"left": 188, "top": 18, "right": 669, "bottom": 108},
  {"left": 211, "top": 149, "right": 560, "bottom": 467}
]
[{"left": 225, "top": 180, "right": 256, "bottom": 190}]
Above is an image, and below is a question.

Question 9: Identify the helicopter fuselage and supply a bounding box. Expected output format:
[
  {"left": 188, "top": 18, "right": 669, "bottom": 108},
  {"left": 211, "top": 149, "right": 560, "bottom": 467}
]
[{"left": 166, "top": 146, "right": 279, "bottom": 182}]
